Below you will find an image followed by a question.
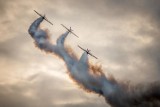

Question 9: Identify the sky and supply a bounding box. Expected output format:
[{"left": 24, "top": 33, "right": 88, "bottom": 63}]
[{"left": 0, "top": 0, "right": 160, "bottom": 107}]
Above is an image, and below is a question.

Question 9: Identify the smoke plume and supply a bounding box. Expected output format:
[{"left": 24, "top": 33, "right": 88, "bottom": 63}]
[{"left": 28, "top": 17, "right": 160, "bottom": 107}]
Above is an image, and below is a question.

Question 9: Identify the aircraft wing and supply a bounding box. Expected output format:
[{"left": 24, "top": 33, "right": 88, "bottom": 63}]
[
  {"left": 61, "top": 24, "right": 79, "bottom": 38},
  {"left": 78, "top": 45, "right": 98, "bottom": 59},
  {"left": 78, "top": 45, "right": 86, "bottom": 52},
  {"left": 34, "top": 10, "right": 42, "bottom": 17},
  {"left": 61, "top": 24, "right": 69, "bottom": 31},
  {"left": 34, "top": 10, "right": 53, "bottom": 25},
  {"left": 70, "top": 31, "right": 79, "bottom": 38},
  {"left": 44, "top": 17, "right": 53, "bottom": 25},
  {"left": 89, "top": 52, "right": 98, "bottom": 59}
]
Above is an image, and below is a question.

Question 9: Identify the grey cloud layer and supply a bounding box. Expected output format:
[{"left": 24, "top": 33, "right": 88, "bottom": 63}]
[
  {"left": 0, "top": 73, "right": 107, "bottom": 107},
  {"left": 0, "top": 0, "right": 160, "bottom": 107}
]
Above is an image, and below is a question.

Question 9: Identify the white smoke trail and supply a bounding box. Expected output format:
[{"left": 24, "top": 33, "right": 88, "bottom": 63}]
[
  {"left": 28, "top": 17, "right": 115, "bottom": 96},
  {"left": 28, "top": 17, "right": 160, "bottom": 107}
]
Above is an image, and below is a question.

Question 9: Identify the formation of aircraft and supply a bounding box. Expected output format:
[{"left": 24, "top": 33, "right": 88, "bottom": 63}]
[
  {"left": 78, "top": 45, "right": 98, "bottom": 59},
  {"left": 61, "top": 24, "right": 79, "bottom": 38},
  {"left": 34, "top": 10, "right": 53, "bottom": 25},
  {"left": 33, "top": 10, "right": 98, "bottom": 59}
]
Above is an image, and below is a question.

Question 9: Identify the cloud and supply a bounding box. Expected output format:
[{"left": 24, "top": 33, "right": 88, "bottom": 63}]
[
  {"left": 0, "top": 0, "right": 9, "bottom": 14},
  {"left": 0, "top": 73, "right": 107, "bottom": 107},
  {"left": 1, "top": 0, "right": 160, "bottom": 107}
]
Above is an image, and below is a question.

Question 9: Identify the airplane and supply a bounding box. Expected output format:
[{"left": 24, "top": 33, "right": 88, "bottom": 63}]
[
  {"left": 34, "top": 10, "right": 53, "bottom": 25},
  {"left": 78, "top": 45, "right": 98, "bottom": 59},
  {"left": 61, "top": 24, "right": 79, "bottom": 38}
]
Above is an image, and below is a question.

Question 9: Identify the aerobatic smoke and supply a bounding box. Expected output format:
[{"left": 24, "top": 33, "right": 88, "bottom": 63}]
[{"left": 28, "top": 17, "right": 160, "bottom": 107}]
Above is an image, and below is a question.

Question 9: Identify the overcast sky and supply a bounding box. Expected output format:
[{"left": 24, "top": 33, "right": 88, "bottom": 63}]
[{"left": 0, "top": 0, "right": 160, "bottom": 107}]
